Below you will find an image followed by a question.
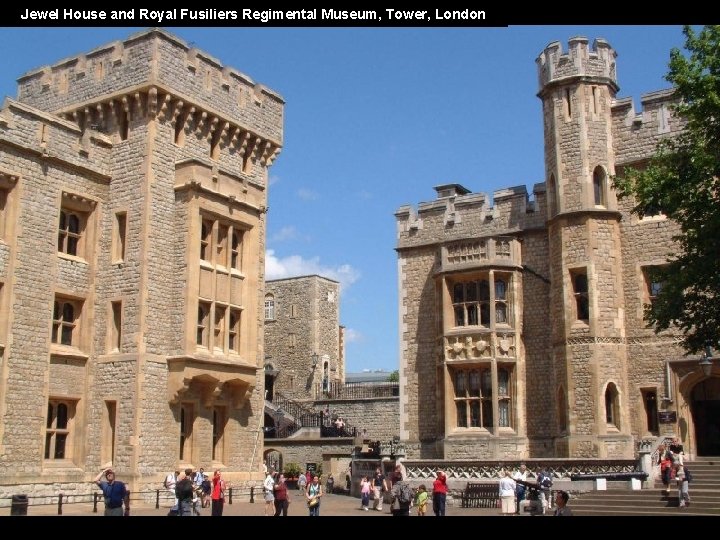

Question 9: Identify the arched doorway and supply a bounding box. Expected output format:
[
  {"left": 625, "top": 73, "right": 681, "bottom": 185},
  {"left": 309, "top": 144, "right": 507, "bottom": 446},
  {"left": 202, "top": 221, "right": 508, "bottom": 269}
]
[
  {"left": 690, "top": 377, "right": 720, "bottom": 456},
  {"left": 264, "top": 449, "right": 283, "bottom": 474}
]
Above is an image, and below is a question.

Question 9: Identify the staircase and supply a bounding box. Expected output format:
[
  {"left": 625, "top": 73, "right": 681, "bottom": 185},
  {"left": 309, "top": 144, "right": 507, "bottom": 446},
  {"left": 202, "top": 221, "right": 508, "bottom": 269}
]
[{"left": 571, "top": 458, "right": 720, "bottom": 516}]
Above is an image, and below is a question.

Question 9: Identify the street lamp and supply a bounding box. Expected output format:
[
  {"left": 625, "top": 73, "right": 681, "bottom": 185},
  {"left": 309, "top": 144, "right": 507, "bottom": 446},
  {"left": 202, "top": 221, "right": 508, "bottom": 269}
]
[
  {"left": 311, "top": 352, "right": 319, "bottom": 370},
  {"left": 699, "top": 342, "right": 718, "bottom": 378}
]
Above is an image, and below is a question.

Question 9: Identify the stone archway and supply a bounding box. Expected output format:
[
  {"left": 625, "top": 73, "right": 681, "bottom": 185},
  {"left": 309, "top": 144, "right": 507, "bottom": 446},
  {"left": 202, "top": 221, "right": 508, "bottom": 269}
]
[
  {"left": 264, "top": 448, "right": 283, "bottom": 474},
  {"left": 690, "top": 378, "right": 720, "bottom": 456}
]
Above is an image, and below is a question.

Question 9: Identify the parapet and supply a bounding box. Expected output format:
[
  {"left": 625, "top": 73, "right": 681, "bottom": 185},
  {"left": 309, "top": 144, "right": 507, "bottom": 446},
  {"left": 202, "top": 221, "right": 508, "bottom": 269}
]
[
  {"left": 15, "top": 28, "right": 284, "bottom": 144},
  {"left": 536, "top": 37, "right": 618, "bottom": 94}
]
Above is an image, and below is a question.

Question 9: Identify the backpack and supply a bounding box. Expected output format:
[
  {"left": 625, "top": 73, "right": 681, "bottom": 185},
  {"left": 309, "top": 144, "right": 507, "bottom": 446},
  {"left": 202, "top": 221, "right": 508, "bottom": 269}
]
[
  {"left": 540, "top": 474, "right": 553, "bottom": 489},
  {"left": 684, "top": 467, "right": 692, "bottom": 482},
  {"left": 397, "top": 482, "right": 413, "bottom": 505}
]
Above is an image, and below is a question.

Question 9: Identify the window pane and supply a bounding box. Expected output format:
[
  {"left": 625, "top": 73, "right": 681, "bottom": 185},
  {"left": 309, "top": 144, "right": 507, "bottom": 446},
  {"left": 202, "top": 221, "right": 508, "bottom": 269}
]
[
  {"left": 45, "top": 433, "right": 52, "bottom": 459},
  {"left": 480, "top": 303, "right": 490, "bottom": 325},
  {"left": 59, "top": 211, "right": 66, "bottom": 230},
  {"left": 61, "top": 325, "right": 73, "bottom": 345},
  {"left": 495, "top": 280, "right": 506, "bottom": 300},
  {"left": 453, "top": 283, "right": 464, "bottom": 303},
  {"left": 47, "top": 403, "right": 54, "bottom": 428},
  {"left": 470, "top": 401, "right": 480, "bottom": 427},
  {"left": 67, "top": 236, "right": 78, "bottom": 256},
  {"left": 479, "top": 281, "right": 490, "bottom": 301},
  {"left": 469, "top": 371, "right": 480, "bottom": 397},
  {"left": 54, "top": 433, "right": 67, "bottom": 459},
  {"left": 53, "top": 302, "right": 60, "bottom": 320},
  {"left": 467, "top": 304, "right": 478, "bottom": 325},
  {"left": 499, "top": 401, "right": 510, "bottom": 427},
  {"left": 455, "top": 371, "right": 466, "bottom": 395},
  {"left": 62, "top": 303, "right": 74, "bottom": 321},
  {"left": 56, "top": 403, "right": 68, "bottom": 429},
  {"left": 482, "top": 400, "right": 493, "bottom": 428},
  {"left": 68, "top": 214, "right": 80, "bottom": 233},
  {"left": 495, "top": 303, "right": 507, "bottom": 324},
  {"left": 456, "top": 402, "right": 467, "bottom": 428},
  {"left": 465, "top": 282, "right": 477, "bottom": 301},
  {"left": 481, "top": 370, "right": 492, "bottom": 396},
  {"left": 574, "top": 273, "right": 588, "bottom": 293},
  {"left": 498, "top": 369, "right": 509, "bottom": 396},
  {"left": 454, "top": 306, "right": 465, "bottom": 327}
]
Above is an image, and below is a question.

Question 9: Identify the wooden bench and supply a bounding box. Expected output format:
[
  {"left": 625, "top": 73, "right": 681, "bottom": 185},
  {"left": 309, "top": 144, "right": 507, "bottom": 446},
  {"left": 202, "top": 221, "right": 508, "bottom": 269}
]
[{"left": 461, "top": 482, "right": 498, "bottom": 508}]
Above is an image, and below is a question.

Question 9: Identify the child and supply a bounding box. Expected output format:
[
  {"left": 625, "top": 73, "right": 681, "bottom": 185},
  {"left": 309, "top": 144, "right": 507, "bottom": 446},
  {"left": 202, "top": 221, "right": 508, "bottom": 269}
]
[
  {"left": 415, "top": 484, "right": 428, "bottom": 516},
  {"left": 360, "top": 475, "right": 371, "bottom": 511}
]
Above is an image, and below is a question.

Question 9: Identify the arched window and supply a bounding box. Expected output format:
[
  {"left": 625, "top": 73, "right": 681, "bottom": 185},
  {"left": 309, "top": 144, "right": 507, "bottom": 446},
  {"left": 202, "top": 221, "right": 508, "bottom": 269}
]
[
  {"left": 593, "top": 166, "right": 607, "bottom": 207},
  {"left": 264, "top": 295, "right": 275, "bottom": 321},
  {"left": 605, "top": 382, "right": 620, "bottom": 429}
]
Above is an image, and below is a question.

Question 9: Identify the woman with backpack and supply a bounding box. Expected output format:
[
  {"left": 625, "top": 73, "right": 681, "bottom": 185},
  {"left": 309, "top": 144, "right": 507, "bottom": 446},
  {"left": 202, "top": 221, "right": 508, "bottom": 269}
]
[{"left": 306, "top": 475, "right": 323, "bottom": 516}]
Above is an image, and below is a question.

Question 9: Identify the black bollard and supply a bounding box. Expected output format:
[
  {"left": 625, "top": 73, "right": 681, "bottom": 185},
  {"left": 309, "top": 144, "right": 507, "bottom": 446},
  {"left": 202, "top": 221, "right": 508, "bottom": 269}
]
[
  {"left": 58, "top": 493, "right": 63, "bottom": 515},
  {"left": 250, "top": 486, "right": 254, "bottom": 503}
]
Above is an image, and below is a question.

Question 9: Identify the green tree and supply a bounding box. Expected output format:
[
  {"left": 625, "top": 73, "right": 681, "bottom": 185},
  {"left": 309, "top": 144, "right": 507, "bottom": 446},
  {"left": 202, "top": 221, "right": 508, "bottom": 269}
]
[
  {"left": 387, "top": 370, "right": 399, "bottom": 382},
  {"left": 613, "top": 25, "right": 720, "bottom": 354}
]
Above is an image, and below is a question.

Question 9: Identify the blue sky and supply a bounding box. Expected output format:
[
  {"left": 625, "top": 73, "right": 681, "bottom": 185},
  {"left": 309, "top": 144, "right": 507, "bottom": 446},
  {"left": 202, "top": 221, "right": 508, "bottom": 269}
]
[{"left": 0, "top": 26, "right": 688, "bottom": 373}]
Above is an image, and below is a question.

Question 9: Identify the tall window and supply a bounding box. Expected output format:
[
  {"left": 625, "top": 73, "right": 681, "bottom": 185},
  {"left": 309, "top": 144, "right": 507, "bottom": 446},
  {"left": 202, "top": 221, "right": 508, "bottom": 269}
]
[
  {"left": 179, "top": 404, "right": 194, "bottom": 461},
  {"left": 231, "top": 230, "right": 243, "bottom": 270},
  {"left": 197, "top": 302, "right": 210, "bottom": 347},
  {"left": 214, "top": 305, "right": 226, "bottom": 352},
  {"left": 216, "top": 225, "right": 228, "bottom": 267},
  {"left": 642, "top": 389, "right": 659, "bottom": 435},
  {"left": 643, "top": 267, "right": 664, "bottom": 306},
  {"left": 110, "top": 301, "right": 122, "bottom": 352},
  {"left": 498, "top": 368, "right": 511, "bottom": 427},
  {"left": 452, "top": 281, "right": 490, "bottom": 327},
  {"left": 52, "top": 297, "right": 82, "bottom": 347},
  {"left": 45, "top": 400, "right": 75, "bottom": 460},
  {"left": 112, "top": 212, "right": 127, "bottom": 262},
  {"left": 200, "top": 220, "right": 212, "bottom": 261},
  {"left": 605, "top": 383, "right": 620, "bottom": 429},
  {"left": 102, "top": 401, "right": 117, "bottom": 466},
  {"left": 495, "top": 279, "right": 508, "bottom": 324},
  {"left": 572, "top": 270, "right": 589, "bottom": 321},
  {"left": 264, "top": 295, "right": 275, "bottom": 320},
  {"left": 212, "top": 407, "right": 226, "bottom": 462},
  {"left": 453, "top": 368, "right": 497, "bottom": 429},
  {"left": 593, "top": 166, "right": 607, "bottom": 207},
  {"left": 229, "top": 309, "right": 241, "bottom": 353},
  {"left": 0, "top": 188, "right": 8, "bottom": 240},
  {"left": 58, "top": 209, "right": 83, "bottom": 256}
]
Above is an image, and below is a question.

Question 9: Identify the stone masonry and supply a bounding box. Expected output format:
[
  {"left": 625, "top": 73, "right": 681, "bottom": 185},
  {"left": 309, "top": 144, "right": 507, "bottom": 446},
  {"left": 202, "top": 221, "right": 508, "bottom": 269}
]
[
  {"left": 0, "top": 28, "right": 282, "bottom": 500},
  {"left": 396, "top": 37, "right": 712, "bottom": 461}
]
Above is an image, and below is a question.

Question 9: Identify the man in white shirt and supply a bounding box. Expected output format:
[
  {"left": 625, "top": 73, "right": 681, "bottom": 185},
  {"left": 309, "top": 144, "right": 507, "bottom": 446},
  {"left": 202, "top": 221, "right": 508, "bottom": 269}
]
[
  {"left": 513, "top": 463, "right": 528, "bottom": 514},
  {"left": 165, "top": 470, "right": 179, "bottom": 512}
]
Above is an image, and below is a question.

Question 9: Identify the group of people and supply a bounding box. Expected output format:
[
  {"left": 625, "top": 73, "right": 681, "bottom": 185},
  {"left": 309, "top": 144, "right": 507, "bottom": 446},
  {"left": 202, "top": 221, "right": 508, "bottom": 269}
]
[
  {"left": 262, "top": 468, "right": 325, "bottom": 516},
  {"left": 164, "top": 468, "right": 226, "bottom": 516},
  {"left": 356, "top": 466, "right": 446, "bottom": 517},
  {"left": 504, "top": 463, "right": 571, "bottom": 516},
  {"left": 658, "top": 437, "right": 692, "bottom": 507}
]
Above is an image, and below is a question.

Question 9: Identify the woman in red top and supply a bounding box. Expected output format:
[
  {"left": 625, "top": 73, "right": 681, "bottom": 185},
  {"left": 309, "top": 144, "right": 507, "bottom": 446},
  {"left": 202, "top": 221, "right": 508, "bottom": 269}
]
[
  {"left": 211, "top": 470, "right": 226, "bottom": 516},
  {"left": 273, "top": 474, "right": 290, "bottom": 516},
  {"left": 432, "top": 470, "right": 448, "bottom": 516}
]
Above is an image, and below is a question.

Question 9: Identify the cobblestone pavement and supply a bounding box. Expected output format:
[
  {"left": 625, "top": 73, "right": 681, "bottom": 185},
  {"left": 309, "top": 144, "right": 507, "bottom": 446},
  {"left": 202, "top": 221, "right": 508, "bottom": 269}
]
[{"left": 2, "top": 490, "right": 520, "bottom": 517}]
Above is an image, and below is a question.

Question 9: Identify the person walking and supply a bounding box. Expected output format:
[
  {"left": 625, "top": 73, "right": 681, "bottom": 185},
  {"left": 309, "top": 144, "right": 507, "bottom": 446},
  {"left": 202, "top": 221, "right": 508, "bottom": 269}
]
[
  {"left": 372, "top": 467, "right": 385, "bottom": 512},
  {"left": 432, "top": 470, "right": 448, "bottom": 516},
  {"left": 94, "top": 467, "right": 128, "bottom": 516},
  {"left": 498, "top": 470, "right": 517, "bottom": 515},
  {"left": 211, "top": 470, "right": 226, "bottom": 516},
  {"left": 298, "top": 471, "right": 307, "bottom": 492},
  {"left": 360, "top": 475, "right": 371, "bottom": 511},
  {"left": 175, "top": 469, "right": 196, "bottom": 516},
  {"left": 390, "top": 472, "right": 413, "bottom": 517},
  {"left": 415, "top": 485, "right": 428, "bottom": 516},
  {"left": 306, "top": 475, "right": 324, "bottom": 516},
  {"left": 164, "top": 470, "right": 179, "bottom": 514},
  {"left": 264, "top": 470, "right": 276, "bottom": 516},
  {"left": 513, "top": 463, "right": 528, "bottom": 514}
]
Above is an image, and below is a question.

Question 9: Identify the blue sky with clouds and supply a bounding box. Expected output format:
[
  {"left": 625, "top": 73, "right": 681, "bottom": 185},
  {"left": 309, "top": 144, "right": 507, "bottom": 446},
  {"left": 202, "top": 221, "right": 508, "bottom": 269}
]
[{"left": 0, "top": 26, "right": 688, "bottom": 373}]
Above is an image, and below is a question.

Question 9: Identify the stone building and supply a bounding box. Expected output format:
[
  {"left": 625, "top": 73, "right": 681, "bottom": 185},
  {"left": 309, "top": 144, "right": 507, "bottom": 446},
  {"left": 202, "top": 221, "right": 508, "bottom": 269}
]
[
  {"left": 263, "top": 275, "right": 345, "bottom": 403},
  {"left": 0, "top": 28, "right": 282, "bottom": 497},
  {"left": 396, "top": 37, "right": 719, "bottom": 460}
]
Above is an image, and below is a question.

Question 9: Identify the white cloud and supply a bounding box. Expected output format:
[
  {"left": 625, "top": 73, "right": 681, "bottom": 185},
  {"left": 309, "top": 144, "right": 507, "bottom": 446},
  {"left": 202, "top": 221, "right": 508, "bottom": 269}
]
[
  {"left": 270, "top": 226, "right": 298, "bottom": 243},
  {"left": 344, "top": 328, "right": 363, "bottom": 343},
  {"left": 297, "top": 188, "right": 319, "bottom": 201},
  {"left": 268, "top": 174, "right": 280, "bottom": 186},
  {"left": 265, "top": 250, "right": 361, "bottom": 291}
]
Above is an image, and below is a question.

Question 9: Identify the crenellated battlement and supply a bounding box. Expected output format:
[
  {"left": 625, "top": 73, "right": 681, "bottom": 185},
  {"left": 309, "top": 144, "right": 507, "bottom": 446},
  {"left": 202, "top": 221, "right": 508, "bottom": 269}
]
[
  {"left": 15, "top": 28, "right": 284, "bottom": 146},
  {"left": 536, "top": 36, "right": 618, "bottom": 94}
]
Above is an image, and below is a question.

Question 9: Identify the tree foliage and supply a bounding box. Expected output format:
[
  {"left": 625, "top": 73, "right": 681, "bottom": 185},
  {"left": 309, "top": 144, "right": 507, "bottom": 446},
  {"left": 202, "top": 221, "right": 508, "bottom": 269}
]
[
  {"left": 387, "top": 370, "right": 399, "bottom": 382},
  {"left": 612, "top": 25, "right": 720, "bottom": 354}
]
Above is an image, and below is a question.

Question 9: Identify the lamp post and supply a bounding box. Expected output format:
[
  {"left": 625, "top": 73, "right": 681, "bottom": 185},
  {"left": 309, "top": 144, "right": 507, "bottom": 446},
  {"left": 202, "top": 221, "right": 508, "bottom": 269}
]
[
  {"left": 311, "top": 352, "right": 319, "bottom": 370},
  {"left": 699, "top": 342, "right": 718, "bottom": 378},
  {"left": 275, "top": 407, "right": 284, "bottom": 438}
]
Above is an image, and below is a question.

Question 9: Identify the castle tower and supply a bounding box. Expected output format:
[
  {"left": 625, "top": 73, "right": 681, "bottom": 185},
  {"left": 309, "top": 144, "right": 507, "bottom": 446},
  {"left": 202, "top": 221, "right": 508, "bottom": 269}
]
[{"left": 537, "top": 38, "right": 633, "bottom": 457}]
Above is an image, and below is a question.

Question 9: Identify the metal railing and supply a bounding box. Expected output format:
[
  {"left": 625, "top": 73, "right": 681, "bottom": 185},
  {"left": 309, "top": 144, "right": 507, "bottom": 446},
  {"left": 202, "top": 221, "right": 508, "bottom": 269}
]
[{"left": 315, "top": 381, "right": 399, "bottom": 400}]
